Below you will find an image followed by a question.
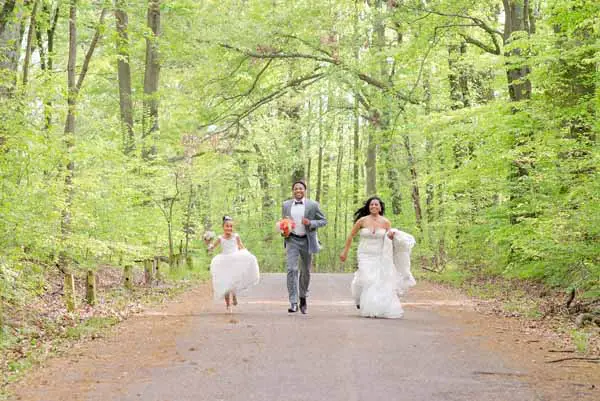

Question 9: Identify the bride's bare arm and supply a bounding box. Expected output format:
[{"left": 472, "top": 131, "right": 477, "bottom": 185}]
[
  {"left": 384, "top": 219, "right": 396, "bottom": 238},
  {"left": 340, "top": 219, "right": 363, "bottom": 262}
]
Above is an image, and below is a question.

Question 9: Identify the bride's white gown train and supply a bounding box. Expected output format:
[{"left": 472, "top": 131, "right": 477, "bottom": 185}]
[{"left": 351, "top": 228, "right": 416, "bottom": 319}]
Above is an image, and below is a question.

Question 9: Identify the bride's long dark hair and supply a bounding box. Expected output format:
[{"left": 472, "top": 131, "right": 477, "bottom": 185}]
[{"left": 353, "top": 196, "right": 385, "bottom": 223}]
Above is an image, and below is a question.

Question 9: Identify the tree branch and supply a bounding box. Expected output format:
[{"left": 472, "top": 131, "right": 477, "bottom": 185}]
[
  {"left": 460, "top": 33, "right": 501, "bottom": 55},
  {"left": 75, "top": 8, "right": 107, "bottom": 94},
  {"left": 277, "top": 33, "right": 335, "bottom": 58},
  {"left": 218, "top": 42, "right": 338, "bottom": 64},
  {"left": 217, "top": 41, "right": 420, "bottom": 105},
  {"left": 221, "top": 58, "right": 274, "bottom": 101}
]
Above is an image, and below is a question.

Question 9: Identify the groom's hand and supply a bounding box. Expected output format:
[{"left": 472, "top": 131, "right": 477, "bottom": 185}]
[{"left": 302, "top": 217, "right": 310, "bottom": 226}]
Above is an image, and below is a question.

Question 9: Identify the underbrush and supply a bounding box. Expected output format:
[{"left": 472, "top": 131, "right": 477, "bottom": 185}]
[
  {"left": 0, "top": 260, "right": 210, "bottom": 395},
  {"left": 420, "top": 265, "right": 600, "bottom": 355}
]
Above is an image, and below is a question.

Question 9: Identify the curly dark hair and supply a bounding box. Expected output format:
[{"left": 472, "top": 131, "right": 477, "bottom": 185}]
[
  {"left": 353, "top": 196, "right": 385, "bottom": 223},
  {"left": 222, "top": 215, "right": 233, "bottom": 225}
]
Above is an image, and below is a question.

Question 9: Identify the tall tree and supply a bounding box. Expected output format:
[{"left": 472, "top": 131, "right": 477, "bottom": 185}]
[
  {"left": 502, "top": 0, "right": 534, "bottom": 101},
  {"left": 142, "top": 0, "right": 161, "bottom": 159},
  {"left": 59, "top": 2, "right": 107, "bottom": 310},
  {"left": 115, "top": 0, "right": 135, "bottom": 154}
]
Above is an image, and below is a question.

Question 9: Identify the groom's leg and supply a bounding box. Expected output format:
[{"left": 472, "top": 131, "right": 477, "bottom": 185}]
[
  {"left": 286, "top": 244, "right": 301, "bottom": 304},
  {"left": 299, "top": 249, "right": 312, "bottom": 299}
]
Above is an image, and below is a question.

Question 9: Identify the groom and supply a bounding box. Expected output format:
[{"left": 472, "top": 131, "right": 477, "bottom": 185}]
[{"left": 282, "top": 180, "right": 327, "bottom": 314}]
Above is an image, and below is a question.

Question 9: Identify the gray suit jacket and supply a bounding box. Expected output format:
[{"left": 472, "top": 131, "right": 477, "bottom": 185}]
[{"left": 282, "top": 199, "right": 327, "bottom": 254}]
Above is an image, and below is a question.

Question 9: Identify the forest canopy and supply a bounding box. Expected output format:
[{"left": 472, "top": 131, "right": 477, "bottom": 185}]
[{"left": 0, "top": 0, "right": 598, "bottom": 306}]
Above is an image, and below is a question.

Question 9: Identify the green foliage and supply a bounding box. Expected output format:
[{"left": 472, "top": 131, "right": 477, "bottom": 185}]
[{"left": 0, "top": 0, "right": 598, "bottom": 316}]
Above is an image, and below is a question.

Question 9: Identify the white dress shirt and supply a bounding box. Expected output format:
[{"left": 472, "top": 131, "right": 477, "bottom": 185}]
[{"left": 291, "top": 198, "right": 307, "bottom": 236}]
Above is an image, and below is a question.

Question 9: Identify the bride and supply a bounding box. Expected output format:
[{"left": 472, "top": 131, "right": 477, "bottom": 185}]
[{"left": 340, "top": 196, "right": 416, "bottom": 319}]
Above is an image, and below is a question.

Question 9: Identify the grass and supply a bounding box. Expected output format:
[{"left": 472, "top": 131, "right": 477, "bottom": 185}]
[
  {"left": 571, "top": 330, "right": 591, "bottom": 353},
  {"left": 64, "top": 316, "right": 120, "bottom": 340}
]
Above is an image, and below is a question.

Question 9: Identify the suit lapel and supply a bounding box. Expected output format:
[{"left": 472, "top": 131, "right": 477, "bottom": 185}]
[{"left": 303, "top": 199, "right": 311, "bottom": 218}]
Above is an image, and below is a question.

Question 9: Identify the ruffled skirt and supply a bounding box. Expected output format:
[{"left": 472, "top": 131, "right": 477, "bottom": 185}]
[{"left": 210, "top": 249, "right": 260, "bottom": 299}]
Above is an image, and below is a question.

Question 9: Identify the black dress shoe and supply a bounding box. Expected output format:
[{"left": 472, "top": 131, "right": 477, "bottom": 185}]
[
  {"left": 356, "top": 304, "right": 360, "bottom": 309},
  {"left": 300, "top": 297, "right": 307, "bottom": 314},
  {"left": 288, "top": 303, "right": 298, "bottom": 313}
]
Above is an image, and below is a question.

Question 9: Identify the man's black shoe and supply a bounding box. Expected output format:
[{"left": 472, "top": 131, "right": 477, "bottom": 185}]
[
  {"left": 300, "top": 297, "right": 307, "bottom": 314},
  {"left": 356, "top": 304, "right": 360, "bottom": 309},
  {"left": 288, "top": 303, "right": 298, "bottom": 313}
]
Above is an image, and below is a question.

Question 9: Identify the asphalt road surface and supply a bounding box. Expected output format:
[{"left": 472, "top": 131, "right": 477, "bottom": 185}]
[{"left": 10, "top": 273, "right": 599, "bottom": 401}]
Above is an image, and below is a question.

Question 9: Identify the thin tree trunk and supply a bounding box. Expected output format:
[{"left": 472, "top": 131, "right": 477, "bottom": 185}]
[
  {"left": 21, "top": 0, "right": 38, "bottom": 87},
  {"left": 353, "top": 95, "right": 360, "bottom": 207},
  {"left": 123, "top": 265, "right": 133, "bottom": 289},
  {"left": 0, "top": 1, "right": 21, "bottom": 98},
  {"left": 447, "top": 42, "right": 470, "bottom": 109},
  {"left": 35, "top": 1, "right": 59, "bottom": 129},
  {"left": 403, "top": 134, "right": 422, "bottom": 231},
  {"left": 315, "top": 96, "right": 324, "bottom": 203},
  {"left": 365, "top": 128, "right": 377, "bottom": 195},
  {"left": 334, "top": 123, "right": 344, "bottom": 254},
  {"left": 59, "top": 4, "right": 107, "bottom": 310},
  {"left": 86, "top": 270, "right": 97, "bottom": 305},
  {"left": 305, "top": 100, "right": 312, "bottom": 195},
  {"left": 115, "top": 0, "right": 134, "bottom": 154},
  {"left": 254, "top": 143, "right": 273, "bottom": 222},
  {"left": 142, "top": 0, "right": 161, "bottom": 159}
]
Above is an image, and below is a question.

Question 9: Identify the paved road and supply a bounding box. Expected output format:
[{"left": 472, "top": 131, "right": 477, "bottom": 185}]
[
  {"left": 101, "top": 273, "right": 535, "bottom": 401},
  {"left": 13, "top": 273, "right": 598, "bottom": 401}
]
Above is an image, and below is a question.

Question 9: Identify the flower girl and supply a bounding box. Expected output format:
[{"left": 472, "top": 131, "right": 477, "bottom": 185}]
[{"left": 207, "top": 216, "right": 260, "bottom": 312}]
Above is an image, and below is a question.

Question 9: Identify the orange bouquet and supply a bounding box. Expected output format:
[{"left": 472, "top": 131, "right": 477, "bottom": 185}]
[{"left": 276, "top": 218, "right": 296, "bottom": 238}]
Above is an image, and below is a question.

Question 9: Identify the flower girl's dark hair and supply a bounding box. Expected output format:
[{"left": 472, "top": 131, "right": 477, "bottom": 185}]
[
  {"left": 222, "top": 215, "right": 233, "bottom": 225},
  {"left": 353, "top": 196, "right": 385, "bottom": 223}
]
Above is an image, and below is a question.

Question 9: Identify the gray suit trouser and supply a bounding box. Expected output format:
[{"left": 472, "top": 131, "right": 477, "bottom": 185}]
[{"left": 285, "top": 235, "right": 312, "bottom": 304}]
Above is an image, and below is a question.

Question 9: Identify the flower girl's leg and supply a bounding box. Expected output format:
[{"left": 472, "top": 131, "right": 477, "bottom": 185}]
[{"left": 232, "top": 292, "right": 238, "bottom": 306}]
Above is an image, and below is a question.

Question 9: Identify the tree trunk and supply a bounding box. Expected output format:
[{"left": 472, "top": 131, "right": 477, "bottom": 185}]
[
  {"left": 21, "top": 0, "right": 38, "bottom": 87},
  {"left": 334, "top": 124, "right": 344, "bottom": 255},
  {"left": 403, "top": 134, "right": 422, "bottom": 231},
  {"left": 183, "top": 182, "right": 195, "bottom": 257},
  {"left": 254, "top": 143, "right": 273, "bottom": 222},
  {"left": 153, "top": 256, "right": 162, "bottom": 281},
  {"left": 386, "top": 136, "right": 402, "bottom": 215},
  {"left": 352, "top": 94, "right": 360, "bottom": 207},
  {"left": 115, "top": 0, "right": 135, "bottom": 154},
  {"left": 123, "top": 265, "right": 133, "bottom": 289},
  {"left": 59, "top": 4, "right": 107, "bottom": 300},
  {"left": 58, "top": 0, "right": 78, "bottom": 284},
  {"left": 0, "top": 0, "right": 20, "bottom": 98},
  {"left": 503, "top": 0, "right": 534, "bottom": 101},
  {"left": 447, "top": 42, "right": 470, "bottom": 109},
  {"left": 365, "top": 128, "right": 377, "bottom": 196},
  {"left": 142, "top": 0, "right": 161, "bottom": 159},
  {"left": 144, "top": 259, "right": 154, "bottom": 285},
  {"left": 35, "top": 1, "right": 59, "bottom": 128},
  {"left": 86, "top": 270, "right": 97, "bottom": 306},
  {"left": 64, "top": 273, "right": 76, "bottom": 312},
  {"left": 315, "top": 96, "right": 324, "bottom": 202}
]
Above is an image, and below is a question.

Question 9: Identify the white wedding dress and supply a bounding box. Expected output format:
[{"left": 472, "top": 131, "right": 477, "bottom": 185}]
[
  {"left": 351, "top": 228, "right": 416, "bottom": 318},
  {"left": 210, "top": 234, "right": 260, "bottom": 300}
]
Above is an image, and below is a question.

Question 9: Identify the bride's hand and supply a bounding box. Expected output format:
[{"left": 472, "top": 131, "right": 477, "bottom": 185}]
[
  {"left": 387, "top": 231, "right": 395, "bottom": 239},
  {"left": 339, "top": 252, "right": 347, "bottom": 262}
]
